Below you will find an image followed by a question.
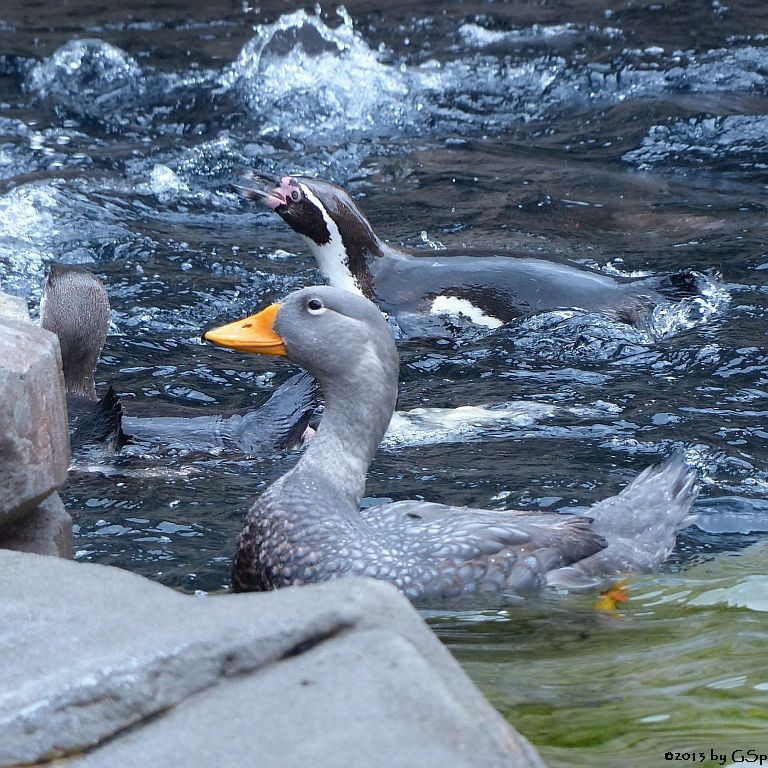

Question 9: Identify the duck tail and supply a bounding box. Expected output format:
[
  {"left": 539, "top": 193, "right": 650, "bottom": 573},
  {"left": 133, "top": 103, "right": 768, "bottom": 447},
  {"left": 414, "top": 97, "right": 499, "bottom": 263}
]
[
  {"left": 70, "top": 385, "right": 130, "bottom": 452},
  {"left": 571, "top": 455, "right": 698, "bottom": 578}
]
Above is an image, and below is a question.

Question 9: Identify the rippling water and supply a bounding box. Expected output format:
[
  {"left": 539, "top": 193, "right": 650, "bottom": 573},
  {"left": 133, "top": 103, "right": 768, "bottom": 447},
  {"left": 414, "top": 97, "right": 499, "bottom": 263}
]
[{"left": 2, "top": 1, "right": 767, "bottom": 764}]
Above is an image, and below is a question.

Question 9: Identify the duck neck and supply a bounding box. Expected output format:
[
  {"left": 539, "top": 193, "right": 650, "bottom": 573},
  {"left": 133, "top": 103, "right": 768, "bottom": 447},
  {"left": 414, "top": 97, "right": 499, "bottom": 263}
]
[
  {"left": 46, "top": 327, "right": 100, "bottom": 400},
  {"left": 288, "top": 361, "right": 397, "bottom": 509}
]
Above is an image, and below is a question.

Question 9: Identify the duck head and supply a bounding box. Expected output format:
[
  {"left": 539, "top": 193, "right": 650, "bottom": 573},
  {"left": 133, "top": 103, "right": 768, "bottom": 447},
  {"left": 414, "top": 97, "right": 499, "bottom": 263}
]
[
  {"left": 204, "top": 285, "right": 398, "bottom": 397},
  {"left": 235, "top": 173, "right": 383, "bottom": 299},
  {"left": 40, "top": 263, "right": 111, "bottom": 400}
]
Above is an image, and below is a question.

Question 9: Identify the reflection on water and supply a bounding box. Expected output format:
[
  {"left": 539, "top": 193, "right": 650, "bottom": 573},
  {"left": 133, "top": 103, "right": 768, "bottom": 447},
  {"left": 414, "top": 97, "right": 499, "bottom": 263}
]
[
  {"left": 2, "top": 0, "right": 768, "bottom": 764},
  {"left": 433, "top": 543, "right": 768, "bottom": 766}
]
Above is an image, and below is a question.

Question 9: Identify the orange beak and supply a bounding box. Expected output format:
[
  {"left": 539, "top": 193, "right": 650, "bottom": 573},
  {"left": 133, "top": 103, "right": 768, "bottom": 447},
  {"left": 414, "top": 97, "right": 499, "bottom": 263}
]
[{"left": 203, "top": 303, "right": 287, "bottom": 356}]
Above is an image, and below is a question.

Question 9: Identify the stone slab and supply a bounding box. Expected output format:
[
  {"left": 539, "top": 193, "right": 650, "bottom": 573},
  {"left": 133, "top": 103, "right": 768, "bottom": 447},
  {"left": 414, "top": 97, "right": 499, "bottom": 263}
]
[
  {"left": 75, "top": 628, "right": 528, "bottom": 768},
  {"left": 0, "top": 314, "right": 70, "bottom": 527},
  {"left": 0, "top": 551, "right": 544, "bottom": 767},
  {"left": 0, "top": 493, "right": 72, "bottom": 557}
]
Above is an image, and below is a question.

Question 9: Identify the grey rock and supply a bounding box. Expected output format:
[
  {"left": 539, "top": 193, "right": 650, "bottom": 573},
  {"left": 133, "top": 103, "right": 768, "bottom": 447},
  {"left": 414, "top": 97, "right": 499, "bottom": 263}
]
[
  {"left": 0, "top": 493, "right": 72, "bottom": 557},
  {"left": 0, "top": 291, "right": 30, "bottom": 322},
  {"left": 75, "top": 629, "right": 534, "bottom": 768},
  {"left": 0, "top": 311, "right": 69, "bottom": 527},
  {"left": 0, "top": 551, "right": 544, "bottom": 768}
]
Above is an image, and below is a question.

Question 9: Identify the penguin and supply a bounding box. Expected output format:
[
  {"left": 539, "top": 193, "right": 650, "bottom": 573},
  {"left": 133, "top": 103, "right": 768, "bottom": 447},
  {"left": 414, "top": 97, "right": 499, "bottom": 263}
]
[{"left": 235, "top": 173, "right": 701, "bottom": 337}]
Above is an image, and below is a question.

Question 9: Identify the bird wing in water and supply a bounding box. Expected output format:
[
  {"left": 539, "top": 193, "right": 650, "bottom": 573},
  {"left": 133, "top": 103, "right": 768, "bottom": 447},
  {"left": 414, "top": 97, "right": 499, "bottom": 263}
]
[
  {"left": 223, "top": 371, "right": 319, "bottom": 453},
  {"left": 70, "top": 386, "right": 130, "bottom": 453},
  {"left": 121, "top": 372, "right": 319, "bottom": 456}
]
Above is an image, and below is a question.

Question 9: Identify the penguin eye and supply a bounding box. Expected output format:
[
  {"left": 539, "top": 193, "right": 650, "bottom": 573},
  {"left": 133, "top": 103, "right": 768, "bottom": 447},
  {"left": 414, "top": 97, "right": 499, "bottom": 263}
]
[
  {"left": 290, "top": 188, "right": 301, "bottom": 202},
  {"left": 307, "top": 298, "right": 325, "bottom": 314}
]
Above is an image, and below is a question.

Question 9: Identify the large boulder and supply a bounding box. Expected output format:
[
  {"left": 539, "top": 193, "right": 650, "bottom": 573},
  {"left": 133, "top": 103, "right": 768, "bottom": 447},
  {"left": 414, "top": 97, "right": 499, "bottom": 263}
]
[
  {"left": 0, "top": 551, "right": 545, "bottom": 768},
  {"left": 0, "top": 293, "right": 70, "bottom": 527}
]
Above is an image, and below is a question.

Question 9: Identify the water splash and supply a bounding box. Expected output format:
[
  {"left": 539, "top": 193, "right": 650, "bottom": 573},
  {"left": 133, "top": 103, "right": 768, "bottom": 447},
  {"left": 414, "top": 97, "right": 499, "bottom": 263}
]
[
  {"left": 624, "top": 115, "right": 768, "bottom": 168},
  {"left": 221, "top": 8, "right": 413, "bottom": 143},
  {"left": 663, "top": 45, "right": 768, "bottom": 93},
  {"left": 419, "top": 230, "right": 446, "bottom": 250},
  {"left": 26, "top": 39, "right": 147, "bottom": 121},
  {"left": 220, "top": 11, "right": 633, "bottom": 144},
  {"left": 383, "top": 402, "right": 559, "bottom": 448},
  {"left": 647, "top": 273, "right": 730, "bottom": 339},
  {"left": 458, "top": 22, "right": 583, "bottom": 49},
  {"left": 508, "top": 270, "right": 728, "bottom": 366},
  {"left": 0, "top": 180, "right": 143, "bottom": 298},
  {"left": 25, "top": 38, "right": 215, "bottom": 137},
  {"left": 381, "top": 400, "right": 618, "bottom": 449},
  {"left": 0, "top": 184, "right": 60, "bottom": 297}
]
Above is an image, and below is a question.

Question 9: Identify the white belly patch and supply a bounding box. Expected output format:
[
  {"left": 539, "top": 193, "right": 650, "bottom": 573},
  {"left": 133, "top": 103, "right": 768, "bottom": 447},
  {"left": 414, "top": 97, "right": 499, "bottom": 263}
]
[{"left": 430, "top": 295, "right": 504, "bottom": 329}]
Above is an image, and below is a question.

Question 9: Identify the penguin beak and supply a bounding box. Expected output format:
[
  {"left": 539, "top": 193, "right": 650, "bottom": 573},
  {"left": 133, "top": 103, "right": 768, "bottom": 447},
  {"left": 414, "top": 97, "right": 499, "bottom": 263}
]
[
  {"left": 232, "top": 171, "right": 286, "bottom": 210},
  {"left": 203, "top": 303, "right": 287, "bottom": 356}
]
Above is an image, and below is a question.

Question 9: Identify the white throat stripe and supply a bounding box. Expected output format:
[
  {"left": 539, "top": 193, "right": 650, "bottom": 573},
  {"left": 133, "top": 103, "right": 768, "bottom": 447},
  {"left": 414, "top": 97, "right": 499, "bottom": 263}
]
[{"left": 299, "top": 183, "right": 363, "bottom": 297}]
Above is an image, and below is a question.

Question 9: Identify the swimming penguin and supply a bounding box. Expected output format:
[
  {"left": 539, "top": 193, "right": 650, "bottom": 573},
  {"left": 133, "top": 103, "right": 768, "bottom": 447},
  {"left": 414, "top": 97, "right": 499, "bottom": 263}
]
[
  {"left": 40, "top": 263, "right": 318, "bottom": 455},
  {"left": 234, "top": 173, "right": 700, "bottom": 337},
  {"left": 204, "top": 285, "right": 698, "bottom": 601}
]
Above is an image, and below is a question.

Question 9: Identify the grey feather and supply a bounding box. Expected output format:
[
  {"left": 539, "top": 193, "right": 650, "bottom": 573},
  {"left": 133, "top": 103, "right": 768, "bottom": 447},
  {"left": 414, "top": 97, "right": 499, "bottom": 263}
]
[{"left": 566, "top": 454, "right": 698, "bottom": 577}]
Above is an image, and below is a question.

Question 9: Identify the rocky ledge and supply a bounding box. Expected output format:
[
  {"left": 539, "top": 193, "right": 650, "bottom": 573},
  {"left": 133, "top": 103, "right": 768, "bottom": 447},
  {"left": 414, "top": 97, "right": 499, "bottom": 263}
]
[
  {"left": 0, "top": 289, "right": 72, "bottom": 556},
  {"left": 1, "top": 551, "right": 544, "bottom": 767}
]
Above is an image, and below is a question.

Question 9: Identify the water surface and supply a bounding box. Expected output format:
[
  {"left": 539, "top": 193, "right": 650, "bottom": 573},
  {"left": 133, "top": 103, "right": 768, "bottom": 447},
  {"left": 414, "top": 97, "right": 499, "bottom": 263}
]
[{"left": 1, "top": 0, "right": 767, "bottom": 764}]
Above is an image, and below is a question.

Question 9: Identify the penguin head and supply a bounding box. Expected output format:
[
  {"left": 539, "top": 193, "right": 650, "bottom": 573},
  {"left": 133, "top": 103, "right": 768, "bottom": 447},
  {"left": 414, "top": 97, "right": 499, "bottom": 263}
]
[{"left": 235, "top": 173, "right": 378, "bottom": 252}]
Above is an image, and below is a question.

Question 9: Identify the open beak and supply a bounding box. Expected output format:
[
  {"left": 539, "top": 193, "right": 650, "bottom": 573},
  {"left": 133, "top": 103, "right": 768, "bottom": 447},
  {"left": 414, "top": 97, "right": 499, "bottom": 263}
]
[
  {"left": 232, "top": 171, "right": 286, "bottom": 210},
  {"left": 203, "top": 303, "right": 287, "bottom": 356}
]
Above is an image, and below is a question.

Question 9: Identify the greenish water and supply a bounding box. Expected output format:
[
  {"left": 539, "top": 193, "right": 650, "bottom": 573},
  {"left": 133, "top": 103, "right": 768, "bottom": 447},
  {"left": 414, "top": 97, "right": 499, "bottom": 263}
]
[{"left": 432, "top": 545, "right": 768, "bottom": 766}]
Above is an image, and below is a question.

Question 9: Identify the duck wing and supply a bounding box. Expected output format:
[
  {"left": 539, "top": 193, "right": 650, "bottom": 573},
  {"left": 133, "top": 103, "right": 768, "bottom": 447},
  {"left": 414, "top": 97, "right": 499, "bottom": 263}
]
[
  {"left": 224, "top": 371, "right": 319, "bottom": 453},
  {"left": 359, "top": 501, "right": 605, "bottom": 600},
  {"left": 121, "top": 372, "right": 319, "bottom": 456},
  {"left": 70, "top": 386, "right": 129, "bottom": 453}
]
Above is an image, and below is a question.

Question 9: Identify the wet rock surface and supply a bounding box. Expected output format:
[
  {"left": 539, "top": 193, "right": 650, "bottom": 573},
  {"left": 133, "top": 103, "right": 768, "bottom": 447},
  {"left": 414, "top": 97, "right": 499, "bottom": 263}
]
[
  {"left": 0, "top": 493, "right": 72, "bottom": 557},
  {"left": 0, "top": 290, "right": 70, "bottom": 536},
  {"left": 0, "top": 550, "right": 543, "bottom": 768}
]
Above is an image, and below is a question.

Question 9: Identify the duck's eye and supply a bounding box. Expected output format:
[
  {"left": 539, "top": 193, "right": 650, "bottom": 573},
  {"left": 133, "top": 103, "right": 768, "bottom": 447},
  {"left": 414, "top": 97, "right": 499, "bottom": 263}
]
[
  {"left": 307, "top": 298, "right": 325, "bottom": 314},
  {"left": 290, "top": 188, "right": 301, "bottom": 202}
]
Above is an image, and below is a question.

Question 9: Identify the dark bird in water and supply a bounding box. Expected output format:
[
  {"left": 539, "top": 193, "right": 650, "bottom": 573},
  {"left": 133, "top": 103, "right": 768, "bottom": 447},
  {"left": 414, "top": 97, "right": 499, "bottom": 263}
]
[
  {"left": 40, "top": 263, "right": 318, "bottom": 456},
  {"left": 235, "top": 173, "right": 702, "bottom": 338},
  {"left": 40, "top": 263, "right": 128, "bottom": 452},
  {"left": 204, "top": 285, "right": 697, "bottom": 602}
]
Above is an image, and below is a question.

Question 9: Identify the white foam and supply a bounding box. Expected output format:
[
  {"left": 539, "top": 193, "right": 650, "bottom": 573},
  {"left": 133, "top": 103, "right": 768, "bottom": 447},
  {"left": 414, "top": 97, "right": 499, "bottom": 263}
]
[
  {"left": 382, "top": 401, "right": 562, "bottom": 448},
  {"left": 648, "top": 274, "right": 730, "bottom": 339},
  {"left": 149, "top": 164, "right": 189, "bottom": 199}
]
